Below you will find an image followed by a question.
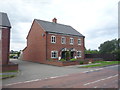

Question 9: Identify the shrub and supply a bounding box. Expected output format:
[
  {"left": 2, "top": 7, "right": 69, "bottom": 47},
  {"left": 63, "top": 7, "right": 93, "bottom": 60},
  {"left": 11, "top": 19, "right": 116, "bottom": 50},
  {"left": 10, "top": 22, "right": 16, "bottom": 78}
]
[
  {"left": 59, "top": 59, "right": 66, "bottom": 61},
  {"left": 70, "top": 58, "right": 77, "bottom": 61},
  {"left": 80, "top": 61, "right": 84, "bottom": 64},
  {"left": 65, "top": 51, "right": 70, "bottom": 61},
  {"left": 9, "top": 54, "right": 15, "bottom": 58}
]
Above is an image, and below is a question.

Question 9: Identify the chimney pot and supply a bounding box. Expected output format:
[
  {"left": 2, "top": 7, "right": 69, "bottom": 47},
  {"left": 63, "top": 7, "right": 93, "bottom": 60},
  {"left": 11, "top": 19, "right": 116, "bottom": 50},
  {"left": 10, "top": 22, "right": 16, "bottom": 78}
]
[{"left": 52, "top": 18, "right": 57, "bottom": 23}]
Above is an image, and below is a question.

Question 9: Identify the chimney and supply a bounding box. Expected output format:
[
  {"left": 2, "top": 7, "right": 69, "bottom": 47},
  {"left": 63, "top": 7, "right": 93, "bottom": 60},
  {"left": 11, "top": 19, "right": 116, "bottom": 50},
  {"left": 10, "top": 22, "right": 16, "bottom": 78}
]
[{"left": 52, "top": 18, "right": 57, "bottom": 23}]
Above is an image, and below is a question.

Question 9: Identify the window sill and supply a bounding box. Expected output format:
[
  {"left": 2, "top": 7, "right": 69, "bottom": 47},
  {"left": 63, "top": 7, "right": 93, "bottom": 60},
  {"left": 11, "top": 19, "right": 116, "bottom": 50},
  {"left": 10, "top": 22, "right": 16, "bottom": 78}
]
[{"left": 51, "top": 42, "right": 56, "bottom": 44}]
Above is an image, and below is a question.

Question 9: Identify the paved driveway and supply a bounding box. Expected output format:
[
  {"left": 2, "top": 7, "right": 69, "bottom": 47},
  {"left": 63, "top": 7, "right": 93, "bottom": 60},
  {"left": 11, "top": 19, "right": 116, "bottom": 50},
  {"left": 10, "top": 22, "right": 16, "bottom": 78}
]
[{"left": 3, "top": 59, "right": 98, "bottom": 85}]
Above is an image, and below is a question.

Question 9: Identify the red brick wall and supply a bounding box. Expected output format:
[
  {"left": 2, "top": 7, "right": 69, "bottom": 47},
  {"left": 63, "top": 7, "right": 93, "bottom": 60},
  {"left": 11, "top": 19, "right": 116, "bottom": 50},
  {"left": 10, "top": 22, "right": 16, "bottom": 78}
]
[
  {"left": 2, "top": 63, "right": 18, "bottom": 72},
  {"left": 22, "top": 20, "right": 85, "bottom": 65},
  {"left": 22, "top": 20, "right": 46, "bottom": 63},
  {"left": 1, "top": 28, "right": 10, "bottom": 65},
  {"left": 46, "top": 33, "right": 85, "bottom": 60}
]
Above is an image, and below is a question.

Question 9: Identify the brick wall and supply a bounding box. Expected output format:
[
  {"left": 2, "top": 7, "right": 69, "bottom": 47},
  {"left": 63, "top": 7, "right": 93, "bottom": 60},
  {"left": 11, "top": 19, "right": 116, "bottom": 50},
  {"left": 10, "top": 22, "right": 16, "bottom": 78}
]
[
  {"left": 46, "top": 33, "right": 85, "bottom": 60},
  {"left": 2, "top": 63, "right": 18, "bottom": 72},
  {"left": 22, "top": 20, "right": 46, "bottom": 63},
  {"left": 1, "top": 28, "right": 10, "bottom": 65}
]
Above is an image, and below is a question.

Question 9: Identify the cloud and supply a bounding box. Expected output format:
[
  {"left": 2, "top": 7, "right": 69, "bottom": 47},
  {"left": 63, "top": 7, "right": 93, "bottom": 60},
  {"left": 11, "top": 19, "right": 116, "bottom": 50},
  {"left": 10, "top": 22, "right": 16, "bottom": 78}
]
[{"left": 0, "top": 0, "right": 119, "bottom": 50}]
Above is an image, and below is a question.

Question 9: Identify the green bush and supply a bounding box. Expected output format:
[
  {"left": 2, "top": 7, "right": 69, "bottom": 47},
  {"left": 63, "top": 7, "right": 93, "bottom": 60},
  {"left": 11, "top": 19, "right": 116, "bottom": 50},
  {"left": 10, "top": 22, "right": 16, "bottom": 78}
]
[
  {"left": 9, "top": 54, "right": 15, "bottom": 58},
  {"left": 59, "top": 59, "right": 66, "bottom": 61},
  {"left": 70, "top": 58, "right": 77, "bottom": 61},
  {"left": 65, "top": 51, "right": 70, "bottom": 60},
  {"left": 80, "top": 61, "right": 84, "bottom": 64}
]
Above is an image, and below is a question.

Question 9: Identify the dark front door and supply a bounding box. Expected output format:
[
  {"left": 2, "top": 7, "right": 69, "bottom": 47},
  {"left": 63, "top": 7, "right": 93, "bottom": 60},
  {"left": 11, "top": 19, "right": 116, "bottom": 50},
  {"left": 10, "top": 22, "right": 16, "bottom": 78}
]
[
  {"left": 71, "top": 52, "right": 74, "bottom": 59},
  {"left": 61, "top": 51, "right": 66, "bottom": 59}
]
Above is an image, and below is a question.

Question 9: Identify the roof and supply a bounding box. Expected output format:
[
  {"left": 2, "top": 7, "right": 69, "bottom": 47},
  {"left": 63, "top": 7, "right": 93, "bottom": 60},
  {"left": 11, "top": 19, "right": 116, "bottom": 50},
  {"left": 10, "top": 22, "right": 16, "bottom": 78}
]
[
  {"left": 0, "top": 12, "right": 11, "bottom": 28},
  {"left": 35, "top": 19, "right": 84, "bottom": 37}
]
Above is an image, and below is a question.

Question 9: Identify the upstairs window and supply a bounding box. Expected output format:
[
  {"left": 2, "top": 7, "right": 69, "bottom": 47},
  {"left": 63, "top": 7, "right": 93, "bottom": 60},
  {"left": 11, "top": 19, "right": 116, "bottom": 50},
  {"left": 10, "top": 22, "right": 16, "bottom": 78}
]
[
  {"left": 78, "top": 39, "right": 81, "bottom": 45},
  {"left": 51, "top": 51, "right": 58, "bottom": 58},
  {"left": 51, "top": 35, "right": 56, "bottom": 43},
  {"left": 77, "top": 51, "right": 82, "bottom": 57},
  {"left": 70, "top": 38, "right": 74, "bottom": 45},
  {"left": 61, "top": 37, "right": 66, "bottom": 44}
]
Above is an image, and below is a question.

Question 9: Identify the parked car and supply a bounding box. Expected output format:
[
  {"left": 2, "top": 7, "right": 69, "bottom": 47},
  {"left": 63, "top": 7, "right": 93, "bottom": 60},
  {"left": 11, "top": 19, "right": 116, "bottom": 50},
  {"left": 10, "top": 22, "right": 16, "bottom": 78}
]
[{"left": 13, "top": 56, "right": 18, "bottom": 59}]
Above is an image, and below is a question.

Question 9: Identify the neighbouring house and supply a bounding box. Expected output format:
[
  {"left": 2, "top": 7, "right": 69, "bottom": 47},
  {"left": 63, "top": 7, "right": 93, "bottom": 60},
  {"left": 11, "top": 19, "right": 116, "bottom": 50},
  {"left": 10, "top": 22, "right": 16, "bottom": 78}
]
[
  {"left": 0, "top": 12, "right": 18, "bottom": 71},
  {"left": 22, "top": 18, "right": 85, "bottom": 66}
]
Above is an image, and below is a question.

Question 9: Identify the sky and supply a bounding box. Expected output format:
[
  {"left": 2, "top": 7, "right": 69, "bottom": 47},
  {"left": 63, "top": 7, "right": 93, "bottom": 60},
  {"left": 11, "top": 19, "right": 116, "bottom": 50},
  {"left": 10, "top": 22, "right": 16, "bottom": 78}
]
[{"left": 0, "top": 0, "right": 119, "bottom": 51}]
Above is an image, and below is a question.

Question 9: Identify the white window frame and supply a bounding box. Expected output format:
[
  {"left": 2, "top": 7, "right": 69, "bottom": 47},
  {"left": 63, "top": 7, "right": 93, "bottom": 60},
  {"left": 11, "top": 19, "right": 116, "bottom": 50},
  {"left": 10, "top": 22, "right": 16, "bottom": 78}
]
[
  {"left": 61, "top": 37, "right": 66, "bottom": 44},
  {"left": 51, "top": 35, "right": 56, "bottom": 43},
  {"left": 51, "top": 51, "right": 58, "bottom": 58},
  {"left": 78, "top": 39, "right": 81, "bottom": 45},
  {"left": 70, "top": 38, "right": 74, "bottom": 45},
  {"left": 77, "top": 51, "right": 82, "bottom": 57}
]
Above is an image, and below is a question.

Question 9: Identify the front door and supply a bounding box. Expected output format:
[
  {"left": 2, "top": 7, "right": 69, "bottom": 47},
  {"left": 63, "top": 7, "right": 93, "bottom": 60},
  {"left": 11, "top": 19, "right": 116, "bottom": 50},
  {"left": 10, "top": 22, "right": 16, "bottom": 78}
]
[
  {"left": 71, "top": 52, "right": 74, "bottom": 59},
  {"left": 61, "top": 51, "right": 66, "bottom": 59}
]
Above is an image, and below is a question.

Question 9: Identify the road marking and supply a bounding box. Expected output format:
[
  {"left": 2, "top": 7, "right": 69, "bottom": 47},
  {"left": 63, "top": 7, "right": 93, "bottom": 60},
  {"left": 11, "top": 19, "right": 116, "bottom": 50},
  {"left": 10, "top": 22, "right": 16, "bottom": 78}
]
[
  {"left": 83, "top": 68, "right": 103, "bottom": 73},
  {"left": 6, "top": 79, "right": 42, "bottom": 86},
  {"left": 50, "top": 75, "right": 68, "bottom": 79},
  {"left": 84, "top": 74, "right": 118, "bottom": 86},
  {"left": 5, "top": 75, "right": 68, "bottom": 86}
]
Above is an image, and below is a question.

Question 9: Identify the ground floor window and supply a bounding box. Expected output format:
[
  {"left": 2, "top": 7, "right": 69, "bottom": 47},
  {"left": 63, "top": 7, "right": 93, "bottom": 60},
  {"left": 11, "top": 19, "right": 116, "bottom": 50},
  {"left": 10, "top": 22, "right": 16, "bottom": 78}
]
[
  {"left": 77, "top": 51, "right": 82, "bottom": 57},
  {"left": 51, "top": 51, "right": 58, "bottom": 58}
]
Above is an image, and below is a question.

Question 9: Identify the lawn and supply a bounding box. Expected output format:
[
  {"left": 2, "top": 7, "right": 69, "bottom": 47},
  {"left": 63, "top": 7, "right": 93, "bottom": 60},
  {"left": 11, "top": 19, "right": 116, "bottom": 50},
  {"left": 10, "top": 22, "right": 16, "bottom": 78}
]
[
  {"left": 0, "top": 70, "right": 18, "bottom": 79},
  {"left": 80, "top": 61, "right": 120, "bottom": 68},
  {"left": 0, "top": 75, "right": 16, "bottom": 78}
]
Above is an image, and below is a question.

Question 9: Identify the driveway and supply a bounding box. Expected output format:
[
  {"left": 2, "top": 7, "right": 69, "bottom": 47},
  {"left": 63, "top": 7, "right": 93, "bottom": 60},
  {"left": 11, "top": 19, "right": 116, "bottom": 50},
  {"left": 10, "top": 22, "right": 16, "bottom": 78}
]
[{"left": 3, "top": 59, "right": 102, "bottom": 85}]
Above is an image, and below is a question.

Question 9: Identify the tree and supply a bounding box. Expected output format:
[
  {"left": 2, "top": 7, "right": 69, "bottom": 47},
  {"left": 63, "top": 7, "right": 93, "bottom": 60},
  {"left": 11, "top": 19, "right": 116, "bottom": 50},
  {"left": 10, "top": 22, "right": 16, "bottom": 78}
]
[
  {"left": 85, "top": 49, "right": 99, "bottom": 54},
  {"left": 98, "top": 39, "right": 118, "bottom": 54},
  {"left": 98, "top": 39, "right": 120, "bottom": 60}
]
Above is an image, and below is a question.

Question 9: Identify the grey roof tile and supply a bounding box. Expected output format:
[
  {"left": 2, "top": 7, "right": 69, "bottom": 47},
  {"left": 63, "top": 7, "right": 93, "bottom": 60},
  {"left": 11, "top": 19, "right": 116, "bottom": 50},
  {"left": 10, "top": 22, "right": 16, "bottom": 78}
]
[
  {"left": 0, "top": 12, "right": 11, "bottom": 28},
  {"left": 35, "top": 19, "right": 84, "bottom": 37}
]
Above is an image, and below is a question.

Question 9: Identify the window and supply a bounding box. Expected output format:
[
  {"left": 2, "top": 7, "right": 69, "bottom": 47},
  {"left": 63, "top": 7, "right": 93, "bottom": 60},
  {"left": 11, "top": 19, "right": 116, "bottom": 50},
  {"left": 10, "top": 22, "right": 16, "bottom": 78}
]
[
  {"left": 61, "top": 37, "right": 66, "bottom": 44},
  {"left": 78, "top": 39, "right": 81, "bottom": 45},
  {"left": 51, "top": 51, "right": 58, "bottom": 58},
  {"left": 51, "top": 35, "right": 56, "bottom": 43},
  {"left": 77, "top": 51, "right": 82, "bottom": 57},
  {"left": 0, "top": 30, "right": 1, "bottom": 40},
  {"left": 70, "top": 38, "right": 74, "bottom": 45}
]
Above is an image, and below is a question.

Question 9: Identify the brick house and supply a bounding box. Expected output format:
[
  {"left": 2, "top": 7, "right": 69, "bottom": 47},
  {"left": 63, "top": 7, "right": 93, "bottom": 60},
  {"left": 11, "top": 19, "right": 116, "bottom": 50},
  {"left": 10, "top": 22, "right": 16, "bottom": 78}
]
[
  {"left": 22, "top": 18, "right": 85, "bottom": 66},
  {"left": 0, "top": 12, "right": 18, "bottom": 71}
]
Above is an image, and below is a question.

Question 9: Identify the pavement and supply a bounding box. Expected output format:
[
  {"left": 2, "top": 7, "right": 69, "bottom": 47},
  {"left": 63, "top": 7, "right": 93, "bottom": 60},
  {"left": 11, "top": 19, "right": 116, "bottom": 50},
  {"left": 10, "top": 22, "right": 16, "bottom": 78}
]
[{"left": 1, "top": 59, "right": 119, "bottom": 88}]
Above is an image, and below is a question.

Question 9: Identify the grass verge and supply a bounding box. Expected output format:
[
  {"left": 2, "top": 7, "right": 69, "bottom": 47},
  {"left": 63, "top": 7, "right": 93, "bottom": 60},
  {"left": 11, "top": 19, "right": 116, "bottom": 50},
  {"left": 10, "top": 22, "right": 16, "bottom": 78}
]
[
  {"left": 0, "top": 75, "right": 16, "bottom": 78},
  {"left": 80, "top": 61, "right": 120, "bottom": 68},
  {"left": 0, "top": 70, "right": 18, "bottom": 79}
]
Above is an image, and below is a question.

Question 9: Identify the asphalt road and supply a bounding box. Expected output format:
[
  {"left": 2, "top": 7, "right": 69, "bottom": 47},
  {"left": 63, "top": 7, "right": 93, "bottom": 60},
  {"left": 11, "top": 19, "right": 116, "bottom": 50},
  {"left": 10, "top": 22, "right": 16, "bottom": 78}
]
[
  {"left": 2, "top": 59, "right": 119, "bottom": 88},
  {"left": 2, "top": 59, "right": 102, "bottom": 85}
]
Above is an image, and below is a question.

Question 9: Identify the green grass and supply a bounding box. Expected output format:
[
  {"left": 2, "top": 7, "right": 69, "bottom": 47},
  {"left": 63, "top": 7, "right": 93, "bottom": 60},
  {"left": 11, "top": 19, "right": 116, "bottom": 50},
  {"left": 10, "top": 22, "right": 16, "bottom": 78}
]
[
  {"left": 0, "top": 70, "right": 18, "bottom": 73},
  {"left": 0, "top": 70, "right": 18, "bottom": 79},
  {"left": 80, "top": 61, "right": 120, "bottom": 68},
  {"left": 0, "top": 75, "right": 16, "bottom": 78},
  {"left": 70, "top": 58, "right": 77, "bottom": 61}
]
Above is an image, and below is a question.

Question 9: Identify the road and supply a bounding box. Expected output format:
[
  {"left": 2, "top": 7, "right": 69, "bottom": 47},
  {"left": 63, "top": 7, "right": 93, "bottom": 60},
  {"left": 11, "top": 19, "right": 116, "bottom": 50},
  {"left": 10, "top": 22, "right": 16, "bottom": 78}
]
[
  {"left": 2, "top": 59, "right": 106, "bottom": 85},
  {"left": 3, "top": 64, "right": 119, "bottom": 88}
]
